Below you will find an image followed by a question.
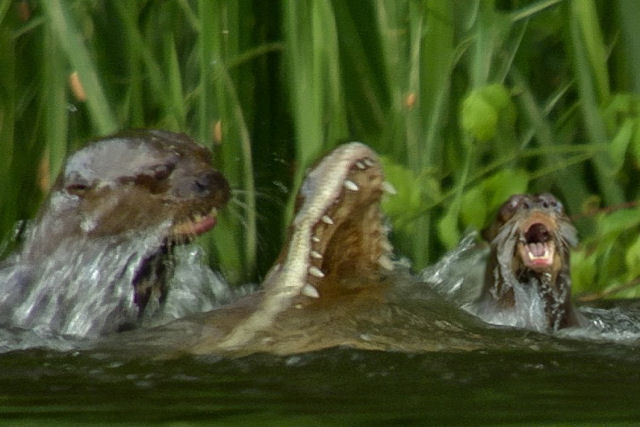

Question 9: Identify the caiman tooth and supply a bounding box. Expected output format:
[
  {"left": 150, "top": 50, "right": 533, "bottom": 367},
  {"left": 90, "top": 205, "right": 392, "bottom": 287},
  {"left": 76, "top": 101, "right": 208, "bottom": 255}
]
[
  {"left": 301, "top": 283, "right": 320, "bottom": 298},
  {"left": 308, "top": 266, "right": 325, "bottom": 278},
  {"left": 356, "top": 161, "right": 366, "bottom": 170},
  {"left": 378, "top": 254, "right": 394, "bottom": 271},
  {"left": 343, "top": 179, "right": 359, "bottom": 191},
  {"left": 321, "top": 215, "right": 334, "bottom": 225},
  {"left": 382, "top": 181, "right": 397, "bottom": 195},
  {"left": 311, "top": 236, "right": 321, "bottom": 243},
  {"left": 381, "top": 240, "right": 393, "bottom": 252},
  {"left": 364, "top": 158, "right": 375, "bottom": 167},
  {"left": 310, "top": 250, "right": 323, "bottom": 259}
]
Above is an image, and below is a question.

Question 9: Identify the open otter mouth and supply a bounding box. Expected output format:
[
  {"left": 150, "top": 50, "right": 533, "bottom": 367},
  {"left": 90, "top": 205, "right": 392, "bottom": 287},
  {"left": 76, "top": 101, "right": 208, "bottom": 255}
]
[
  {"left": 517, "top": 219, "right": 556, "bottom": 271},
  {"left": 171, "top": 207, "right": 220, "bottom": 238}
]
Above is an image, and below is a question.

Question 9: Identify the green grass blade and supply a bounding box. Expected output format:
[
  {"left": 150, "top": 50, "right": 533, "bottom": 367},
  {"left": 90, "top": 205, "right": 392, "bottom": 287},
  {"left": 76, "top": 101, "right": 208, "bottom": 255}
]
[{"left": 40, "top": 0, "right": 117, "bottom": 135}]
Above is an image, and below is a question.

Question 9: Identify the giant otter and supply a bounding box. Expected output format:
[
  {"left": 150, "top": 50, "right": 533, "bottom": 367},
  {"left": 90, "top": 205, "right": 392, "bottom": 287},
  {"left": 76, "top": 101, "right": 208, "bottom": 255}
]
[
  {"left": 113, "top": 143, "right": 565, "bottom": 357},
  {"left": 0, "top": 130, "right": 229, "bottom": 337},
  {"left": 473, "top": 193, "right": 581, "bottom": 331}
]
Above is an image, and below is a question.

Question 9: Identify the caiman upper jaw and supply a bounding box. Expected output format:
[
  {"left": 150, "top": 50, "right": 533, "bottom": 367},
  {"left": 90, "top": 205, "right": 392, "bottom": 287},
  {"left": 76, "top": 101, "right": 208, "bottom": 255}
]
[
  {"left": 267, "top": 142, "right": 395, "bottom": 301},
  {"left": 301, "top": 149, "right": 394, "bottom": 299}
]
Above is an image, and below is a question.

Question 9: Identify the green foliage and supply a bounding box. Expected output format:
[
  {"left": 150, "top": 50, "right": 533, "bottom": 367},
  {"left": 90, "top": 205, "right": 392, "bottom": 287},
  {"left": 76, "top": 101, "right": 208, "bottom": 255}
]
[
  {"left": 2, "top": 0, "right": 640, "bottom": 297},
  {"left": 461, "top": 84, "right": 515, "bottom": 142},
  {"left": 573, "top": 206, "right": 640, "bottom": 298}
]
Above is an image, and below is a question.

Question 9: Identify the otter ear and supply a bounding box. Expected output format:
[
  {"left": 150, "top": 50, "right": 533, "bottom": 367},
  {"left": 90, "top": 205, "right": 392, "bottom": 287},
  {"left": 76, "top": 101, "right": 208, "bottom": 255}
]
[{"left": 483, "top": 194, "right": 526, "bottom": 241}]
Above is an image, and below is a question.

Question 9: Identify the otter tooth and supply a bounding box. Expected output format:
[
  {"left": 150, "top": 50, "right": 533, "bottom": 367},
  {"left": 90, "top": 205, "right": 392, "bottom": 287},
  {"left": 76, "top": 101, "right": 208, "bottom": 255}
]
[
  {"left": 310, "top": 250, "right": 323, "bottom": 259},
  {"left": 382, "top": 181, "right": 397, "bottom": 195},
  {"left": 321, "top": 215, "right": 334, "bottom": 225},
  {"left": 356, "top": 161, "right": 366, "bottom": 170},
  {"left": 378, "top": 255, "right": 394, "bottom": 271},
  {"left": 301, "top": 283, "right": 320, "bottom": 298},
  {"left": 343, "top": 179, "right": 359, "bottom": 191},
  {"left": 311, "top": 236, "right": 321, "bottom": 243},
  {"left": 308, "top": 266, "right": 325, "bottom": 278}
]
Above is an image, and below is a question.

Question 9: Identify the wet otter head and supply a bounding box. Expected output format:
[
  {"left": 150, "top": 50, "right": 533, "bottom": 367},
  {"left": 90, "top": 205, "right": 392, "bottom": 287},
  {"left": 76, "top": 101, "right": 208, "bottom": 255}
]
[
  {"left": 5, "top": 130, "right": 229, "bottom": 336},
  {"left": 478, "top": 193, "right": 579, "bottom": 330},
  {"left": 216, "top": 142, "right": 395, "bottom": 350},
  {"left": 44, "top": 129, "right": 229, "bottom": 242}
]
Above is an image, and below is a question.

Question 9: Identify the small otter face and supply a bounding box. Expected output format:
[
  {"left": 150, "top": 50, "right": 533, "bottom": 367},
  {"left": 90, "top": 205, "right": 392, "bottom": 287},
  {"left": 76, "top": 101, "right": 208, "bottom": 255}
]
[
  {"left": 492, "top": 193, "right": 573, "bottom": 274},
  {"left": 51, "top": 130, "right": 230, "bottom": 240}
]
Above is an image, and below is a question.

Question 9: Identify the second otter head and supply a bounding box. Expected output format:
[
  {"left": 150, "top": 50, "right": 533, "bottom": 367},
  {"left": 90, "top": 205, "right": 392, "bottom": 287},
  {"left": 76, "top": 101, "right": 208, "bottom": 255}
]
[
  {"left": 479, "top": 193, "right": 580, "bottom": 331},
  {"left": 484, "top": 193, "right": 577, "bottom": 278}
]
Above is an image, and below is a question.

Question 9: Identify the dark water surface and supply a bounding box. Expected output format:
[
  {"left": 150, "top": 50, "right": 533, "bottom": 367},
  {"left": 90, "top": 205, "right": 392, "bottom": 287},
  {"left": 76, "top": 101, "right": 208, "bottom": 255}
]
[
  {"left": 1, "top": 340, "right": 640, "bottom": 425},
  {"left": 2, "top": 238, "right": 640, "bottom": 424}
]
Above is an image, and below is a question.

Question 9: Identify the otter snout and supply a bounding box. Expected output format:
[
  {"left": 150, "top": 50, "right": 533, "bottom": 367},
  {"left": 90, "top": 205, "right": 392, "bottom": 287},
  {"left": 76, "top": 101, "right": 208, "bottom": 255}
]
[{"left": 193, "top": 170, "right": 230, "bottom": 203}]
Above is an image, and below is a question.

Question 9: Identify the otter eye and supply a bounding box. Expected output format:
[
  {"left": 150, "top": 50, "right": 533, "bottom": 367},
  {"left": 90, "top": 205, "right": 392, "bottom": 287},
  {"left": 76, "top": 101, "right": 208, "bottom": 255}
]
[
  {"left": 66, "top": 183, "right": 89, "bottom": 195},
  {"left": 65, "top": 174, "right": 91, "bottom": 196}
]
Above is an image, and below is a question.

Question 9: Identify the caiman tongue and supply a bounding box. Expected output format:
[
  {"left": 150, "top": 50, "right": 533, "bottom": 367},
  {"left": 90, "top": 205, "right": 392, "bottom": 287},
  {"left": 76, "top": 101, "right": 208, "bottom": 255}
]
[{"left": 218, "top": 142, "right": 395, "bottom": 349}]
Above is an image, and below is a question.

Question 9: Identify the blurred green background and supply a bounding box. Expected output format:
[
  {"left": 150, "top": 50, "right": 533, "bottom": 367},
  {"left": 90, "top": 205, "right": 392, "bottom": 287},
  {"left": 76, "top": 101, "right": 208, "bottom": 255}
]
[{"left": 2, "top": 0, "right": 640, "bottom": 298}]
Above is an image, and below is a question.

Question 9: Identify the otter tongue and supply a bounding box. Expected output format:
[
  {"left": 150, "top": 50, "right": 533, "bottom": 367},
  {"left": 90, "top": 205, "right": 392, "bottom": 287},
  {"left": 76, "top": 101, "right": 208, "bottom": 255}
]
[
  {"left": 525, "top": 241, "right": 554, "bottom": 268},
  {"left": 529, "top": 242, "right": 546, "bottom": 258}
]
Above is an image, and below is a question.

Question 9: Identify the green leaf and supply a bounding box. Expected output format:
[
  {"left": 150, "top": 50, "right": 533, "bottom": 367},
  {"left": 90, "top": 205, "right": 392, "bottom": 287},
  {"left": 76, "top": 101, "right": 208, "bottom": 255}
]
[
  {"left": 571, "top": 249, "right": 598, "bottom": 294},
  {"left": 625, "top": 235, "right": 640, "bottom": 278},
  {"left": 608, "top": 119, "right": 634, "bottom": 175},
  {"left": 437, "top": 206, "right": 461, "bottom": 250},
  {"left": 460, "top": 84, "right": 514, "bottom": 142},
  {"left": 460, "top": 186, "right": 487, "bottom": 230},
  {"left": 598, "top": 207, "right": 640, "bottom": 237},
  {"left": 380, "top": 156, "right": 440, "bottom": 235}
]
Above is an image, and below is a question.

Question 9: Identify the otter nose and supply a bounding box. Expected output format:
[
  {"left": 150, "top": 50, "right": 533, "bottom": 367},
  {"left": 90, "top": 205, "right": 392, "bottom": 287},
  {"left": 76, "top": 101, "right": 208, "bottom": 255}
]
[{"left": 192, "top": 170, "right": 230, "bottom": 204}]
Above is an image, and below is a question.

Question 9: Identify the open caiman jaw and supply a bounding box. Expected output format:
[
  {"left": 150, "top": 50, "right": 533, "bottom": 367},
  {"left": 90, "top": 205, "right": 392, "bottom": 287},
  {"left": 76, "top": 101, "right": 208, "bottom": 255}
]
[
  {"left": 219, "top": 142, "right": 394, "bottom": 349},
  {"left": 516, "top": 212, "right": 558, "bottom": 272}
]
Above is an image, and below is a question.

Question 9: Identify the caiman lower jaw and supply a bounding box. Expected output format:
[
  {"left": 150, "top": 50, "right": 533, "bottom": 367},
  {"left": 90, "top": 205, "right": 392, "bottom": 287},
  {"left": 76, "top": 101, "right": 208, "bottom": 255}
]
[{"left": 170, "top": 207, "right": 219, "bottom": 241}]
